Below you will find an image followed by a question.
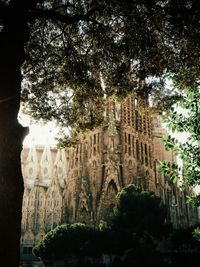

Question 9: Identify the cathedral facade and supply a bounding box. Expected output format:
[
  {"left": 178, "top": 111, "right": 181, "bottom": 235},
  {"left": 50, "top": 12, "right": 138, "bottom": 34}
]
[{"left": 20, "top": 93, "right": 198, "bottom": 258}]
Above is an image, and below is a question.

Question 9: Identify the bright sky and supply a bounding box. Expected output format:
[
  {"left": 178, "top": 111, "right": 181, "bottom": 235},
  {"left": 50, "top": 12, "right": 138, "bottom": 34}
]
[{"left": 18, "top": 113, "right": 59, "bottom": 147}]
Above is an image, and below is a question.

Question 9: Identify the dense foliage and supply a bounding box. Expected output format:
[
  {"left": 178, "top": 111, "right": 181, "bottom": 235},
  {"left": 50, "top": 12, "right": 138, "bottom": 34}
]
[
  {"left": 18, "top": 0, "right": 200, "bottom": 144},
  {"left": 33, "top": 185, "right": 200, "bottom": 267},
  {"left": 33, "top": 223, "right": 99, "bottom": 265},
  {"left": 111, "top": 184, "right": 169, "bottom": 240},
  {"left": 33, "top": 185, "right": 200, "bottom": 266},
  {"left": 33, "top": 185, "right": 170, "bottom": 266}
]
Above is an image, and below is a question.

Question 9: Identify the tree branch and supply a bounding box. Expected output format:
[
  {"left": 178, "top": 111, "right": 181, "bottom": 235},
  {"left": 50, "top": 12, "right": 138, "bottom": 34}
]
[
  {"left": 23, "top": 30, "right": 64, "bottom": 75},
  {"left": 29, "top": 6, "right": 97, "bottom": 24}
]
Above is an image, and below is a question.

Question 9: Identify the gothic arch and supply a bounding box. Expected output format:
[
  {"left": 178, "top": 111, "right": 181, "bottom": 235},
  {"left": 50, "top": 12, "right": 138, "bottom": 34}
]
[
  {"left": 107, "top": 179, "right": 118, "bottom": 194},
  {"left": 80, "top": 206, "right": 89, "bottom": 217},
  {"left": 128, "top": 160, "right": 133, "bottom": 169}
]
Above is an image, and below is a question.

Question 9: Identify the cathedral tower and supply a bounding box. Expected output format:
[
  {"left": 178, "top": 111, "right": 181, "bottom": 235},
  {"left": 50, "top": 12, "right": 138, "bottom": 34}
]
[{"left": 21, "top": 93, "right": 198, "bottom": 259}]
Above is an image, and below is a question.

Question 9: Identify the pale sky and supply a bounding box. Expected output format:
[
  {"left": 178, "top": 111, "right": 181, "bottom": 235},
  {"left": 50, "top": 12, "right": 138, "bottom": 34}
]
[{"left": 18, "top": 113, "right": 59, "bottom": 147}]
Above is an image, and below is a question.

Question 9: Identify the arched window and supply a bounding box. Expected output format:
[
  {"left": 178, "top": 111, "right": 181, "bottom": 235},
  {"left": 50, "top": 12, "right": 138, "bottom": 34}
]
[
  {"left": 94, "top": 134, "right": 96, "bottom": 144},
  {"left": 80, "top": 206, "right": 88, "bottom": 217},
  {"left": 154, "top": 160, "right": 158, "bottom": 185},
  {"left": 135, "top": 110, "right": 138, "bottom": 131},
  {"left": 149, "top": 145, "right": 152, "bottom": 167},
  {"left": 132, "top": 136, "right": 135, "bottom": 157},
  {"left": 136, "top": 140, "right": 140, "bottom": 160},
  {"left": 141, "top": 143, "right": 144, "bottom": 164},
  {"left": 107, "top": 180, "right": 118, "bottom": 194},
  {"left": 93, "top": 146, "right": 96, "bottom": 156},
  {"left": 134, "top": 98, "right": 138, "bottom": 109},
  {"left": 93, "top": 160, "right": 96, "bottom": 168},
  {"left": 145, "top": 144, "right": 148, "bottom": 166}
]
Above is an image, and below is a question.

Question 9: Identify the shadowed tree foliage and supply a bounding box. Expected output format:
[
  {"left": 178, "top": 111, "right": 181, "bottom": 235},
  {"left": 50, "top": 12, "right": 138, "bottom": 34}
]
[
  {"left": 169, "top": 225, "right": 200, "bottom": 251},
  {"left": 21, "top": 0, "right": 200, "bottom": 138},
  {"left": 33, "top": 223, "right": 99, "bottom": 266},
  {"left": 111, "top": 184, "right": 170, "bottom": 241},
  {"left": 0, "top": 1, "right": 200, "bottom": 265},
  {"left": 108, "top": 185, "right": 171, "bottom": 267},
  {"left": 33, "top": 185, "right": 171, "bottom": 267}
]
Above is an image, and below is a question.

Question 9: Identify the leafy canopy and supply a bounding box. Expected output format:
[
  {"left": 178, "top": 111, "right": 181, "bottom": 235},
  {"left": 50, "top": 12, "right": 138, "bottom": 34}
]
[
  {"left": 159, "top": 87, "right": 200, "bottom": 199},
  {"left": 111, "top": 184, "right": 169, "bottom": 239},
  {"left": 33, "top": 223, "right": 98, "bottom": 263},
  {"left": 17, "top": 0, "right": 200, "bottom": 144},
  {"left": 33, "top": 185, "right": 170, "bottom": 265}
]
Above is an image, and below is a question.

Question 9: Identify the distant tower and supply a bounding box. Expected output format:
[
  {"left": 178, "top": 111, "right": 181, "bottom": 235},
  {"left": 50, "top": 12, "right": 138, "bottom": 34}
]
[{"left": 63, "top": 92, "right": 197, "bottom": 226}]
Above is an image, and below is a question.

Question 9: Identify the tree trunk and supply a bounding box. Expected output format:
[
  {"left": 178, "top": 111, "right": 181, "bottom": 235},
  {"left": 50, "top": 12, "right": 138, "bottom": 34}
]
[
  {"left": 0, "top": 102, "right": 28, "bottom": 266},
  {"left": 0, "top": 7, "right": 29, "bottom": 265}
]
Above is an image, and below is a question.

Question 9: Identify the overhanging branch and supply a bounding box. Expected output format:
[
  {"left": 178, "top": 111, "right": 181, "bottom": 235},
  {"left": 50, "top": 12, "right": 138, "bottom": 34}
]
[{"left": 29, "top": 6, "right": 98, "bottom": 24}]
